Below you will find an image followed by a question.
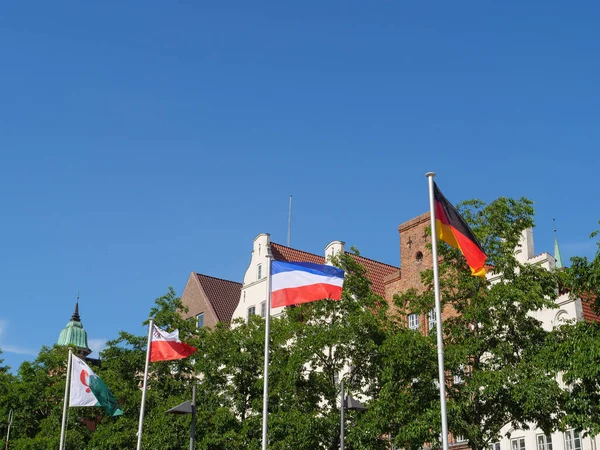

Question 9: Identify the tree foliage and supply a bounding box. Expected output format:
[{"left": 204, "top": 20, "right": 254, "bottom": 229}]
[
  {"left": 2, "top": 204, "right": 599, "bottom": 448},
  {"left": 380, "top": 197, "right": 566, "bottom": 450}
]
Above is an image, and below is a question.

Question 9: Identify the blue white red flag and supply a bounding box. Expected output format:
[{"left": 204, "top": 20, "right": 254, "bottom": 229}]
[{"left": 271, "top": 261, "right": 345, "bottom": 308}]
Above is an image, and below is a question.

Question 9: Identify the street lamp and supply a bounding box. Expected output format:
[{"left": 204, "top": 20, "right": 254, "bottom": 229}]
[
  {"left": 165, "top": 385, "right": 196, "bottom": 450},
  {"left": 339, "top": 379, "right": 366, "bottom": 450}
]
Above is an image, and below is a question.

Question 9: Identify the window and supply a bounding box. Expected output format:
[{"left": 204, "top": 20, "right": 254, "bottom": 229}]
[
  {"left": 196, "top": 312, "right": 204, "bottom": 328},
  {"left": 537, "top": 434, "right": 553, "bottom": 450},
  {"left": 564, "top": 430, "right": 581, "bottom": 450},
  {"left": 428, "top": 309, "right": 436, "bottom": 334},
  {"left": 511, "top": 437, "right": 526, "bottom": 450},
  {"left": 489, "top": 443, "right": 501, "bottom": 450},
  {"left": 260, "top": 301, "right": 267, "bottom": 318},
  {"left": 247, "top": 306, "right": 256, "bottom": 321},
  {"left": 408, "top": 313, "right": 419, "bottom": 330},
  {"left": 257, "top": 263, "right": 262, "bottom": 280}
]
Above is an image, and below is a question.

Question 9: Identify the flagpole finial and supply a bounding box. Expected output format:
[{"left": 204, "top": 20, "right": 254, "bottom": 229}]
[{"left": 425, "top": 172, "right": 436, "bottom": 178}]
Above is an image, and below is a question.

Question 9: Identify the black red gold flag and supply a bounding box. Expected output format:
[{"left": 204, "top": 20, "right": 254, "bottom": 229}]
[{"left": 433, "top": 182, "right": 487, "bottom": 277}]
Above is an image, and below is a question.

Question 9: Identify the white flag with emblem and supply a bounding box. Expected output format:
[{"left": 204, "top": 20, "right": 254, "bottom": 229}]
[{"left": 70, "top": 355, "right": 98, "bottom": 407}]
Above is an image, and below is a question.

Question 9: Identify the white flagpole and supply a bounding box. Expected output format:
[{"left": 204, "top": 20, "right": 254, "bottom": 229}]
[
  {"left": 261, "top": 256, "right": 273, "bottom": 450},
  {"left": 137, "top": 319, "right": 154, "bottom": 450},
  {"left": 426, "top": 172, "right": 450, "bottom": 450},
  {"left": 59, "top": 348, "right": 73, "bottom": 450}
]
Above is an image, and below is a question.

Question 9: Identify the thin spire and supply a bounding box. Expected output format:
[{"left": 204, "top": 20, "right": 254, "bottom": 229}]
[
  {"left": 71, "top": 291, "right": 81, "bottom": 322},
  {"left": 553, "top": 218, "right": 564, "bottom": 269}
]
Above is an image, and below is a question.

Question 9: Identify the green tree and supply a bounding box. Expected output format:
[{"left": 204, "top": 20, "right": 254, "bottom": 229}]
[
  {"left": 562, "top": 221, "right": 600, "bottom": 313},
  {"left": 88, "top": 287, "right": 198, "bottom": 450},
  {"left": 0, "top": 351, "right": 16, "bottom": 449},
  {"left": 4, "top": 287, "right": 200, "bottom": 450},
  {"left": 378, "top": 197, "right": 565, "bottom": 450},
  {"left": 268, "top": 250, "right": 391, "bottom": 450},
  {"left": 544, "top": 225, "right": 600, "bottom": 436}
]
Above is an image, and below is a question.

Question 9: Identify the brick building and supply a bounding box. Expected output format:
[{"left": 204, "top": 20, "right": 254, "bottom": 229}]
[{"left": 180, "top": 273, "right": 241, "bottom": 328}]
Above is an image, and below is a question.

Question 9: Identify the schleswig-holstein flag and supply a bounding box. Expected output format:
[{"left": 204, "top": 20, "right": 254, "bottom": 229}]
[{"left": 271, "top": 261, "right": 345, "bottom": 307}]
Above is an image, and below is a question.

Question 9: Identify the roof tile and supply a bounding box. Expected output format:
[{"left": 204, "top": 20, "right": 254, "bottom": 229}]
[{"left": 195, "top": 274, "right": 241, "bottom": 322}]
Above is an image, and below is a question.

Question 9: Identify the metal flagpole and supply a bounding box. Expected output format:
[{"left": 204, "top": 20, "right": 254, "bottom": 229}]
[
  {"left": 288, "top": 195, "right": 292, "bottom": 247},
  {"left": 137, "top": 319, "right": 154, "bottom": 450},
  {"left": 189, "top": 384, "right": 196, "bottom": 450},
  {"left": 261, "top": 256, "right": 273, "bottom": 450},
  {"left": 340, "top": 379, "right": 345, "bottom": 450},
  {"left": 59, "top": 348, "right": 73, "bottom": 450},
  {"left": 426, "top": 172, "right": 450, "bottom": 450},
  {"left": 5, "top": 408, "right": 12, "bottom": 450}
]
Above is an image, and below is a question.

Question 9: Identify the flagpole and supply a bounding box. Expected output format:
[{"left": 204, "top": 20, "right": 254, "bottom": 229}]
[
  {"left": 137, "top": 319, "right": 153, "bottom": 450},
  {"left": 59, "top": 348, "right": 73, "bottom": 450},
  {"left": 426, "top": 172, "right": 449, "bottom": 450},
  {"left": 261, "top": 255, "right": 273, "bottom": 450},
  {"left": 5, "top": 408, "right": 13, "bottom": 450},
  {"left": 340, "top": 378, "right": 345, "bottom": 450},
  {"left": 189, "top": 384, "right": 196, "bottom": 450}
]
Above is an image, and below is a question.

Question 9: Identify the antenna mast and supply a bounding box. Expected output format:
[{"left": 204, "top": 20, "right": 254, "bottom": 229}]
[{"left": 288, "top": 195, "right": 292, "bottom": 247}]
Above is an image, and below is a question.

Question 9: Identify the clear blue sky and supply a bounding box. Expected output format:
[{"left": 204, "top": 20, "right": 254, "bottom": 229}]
[{"left": 1, "top": 1, "right": 599, "bottom": 371}]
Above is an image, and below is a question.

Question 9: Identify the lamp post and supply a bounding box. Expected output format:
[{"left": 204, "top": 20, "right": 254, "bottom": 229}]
[
  {"left": 165, "top": 384, "right": 197, "bottom": 450},
  {"left": 339, "top": 379, "right": 366, "bottom": 450}
]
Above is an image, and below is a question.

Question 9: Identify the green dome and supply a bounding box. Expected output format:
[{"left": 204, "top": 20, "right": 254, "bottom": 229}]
[{"left": 57, "top": 303, "right": 91, "bottom": 357}]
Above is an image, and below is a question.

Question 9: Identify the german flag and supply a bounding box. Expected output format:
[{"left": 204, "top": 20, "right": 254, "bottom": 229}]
[{"left": 433, "top": 182, "right": 487, "bottom": 277}]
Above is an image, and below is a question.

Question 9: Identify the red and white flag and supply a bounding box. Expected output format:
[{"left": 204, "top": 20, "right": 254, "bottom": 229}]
[{"left": 150, "top": 324, "right": 197, "bottom": 362}]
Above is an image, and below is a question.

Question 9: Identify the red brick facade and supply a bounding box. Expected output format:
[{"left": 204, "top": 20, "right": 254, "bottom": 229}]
[{"left": 383, "top": 212, "right": 462, "bottom": 335}]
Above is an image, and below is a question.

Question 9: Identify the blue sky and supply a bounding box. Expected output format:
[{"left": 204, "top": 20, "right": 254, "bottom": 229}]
[{"left": 1, "top": 1, "right": 599, "bottom": 371}]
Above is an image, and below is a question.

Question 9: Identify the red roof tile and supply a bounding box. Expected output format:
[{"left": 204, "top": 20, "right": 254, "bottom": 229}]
[
  {"left": 195, "top": 273, "right": 241, "bottom": 323},
  {"left": 270, "top": 242, "right": 325, "bottom": 264},
  {"left": 270, "top": 242, "right": 398, "bottom": 297},
  {"left": 348, "top": 253, "right": 399, "bottom": 296},
  {"left": 581, "top": 294, "right": 600, "bottom": 323}
]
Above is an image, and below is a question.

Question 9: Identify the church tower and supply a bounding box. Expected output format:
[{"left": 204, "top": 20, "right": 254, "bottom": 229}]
[{"left": 57, "top": 300, "right": 92, "bottom": 358}]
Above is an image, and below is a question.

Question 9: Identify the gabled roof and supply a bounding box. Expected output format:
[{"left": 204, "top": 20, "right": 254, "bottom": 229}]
[
  {"left": 270, "top": 242, "right": 398, "bottom": 297},
  {"left": 195, "top": 274, "right": 242, "bottom": 322}
]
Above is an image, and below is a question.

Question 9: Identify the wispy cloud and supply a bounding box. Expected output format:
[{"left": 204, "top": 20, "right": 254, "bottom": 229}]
[
  {"left": 0, "top": 319, "right": 37, "bottom": 356},
  {"left": 562, "top": 241, "right": 599, "bottom": 258},
  {"left": 0, "top": 319, "right": 7, "bottom": 339},
  {"left": 1, "top": 345, "right": 37, "bottom": 356},
  {"left": 88, "top": 338, "right": 107, "bottom": 357}
]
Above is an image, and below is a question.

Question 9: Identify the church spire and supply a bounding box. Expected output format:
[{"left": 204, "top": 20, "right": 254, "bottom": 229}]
[
  {"left": 71, "top": 292, "right": 81, "bottom": 322},
  {"left": 553, "top": 218, "right": 564, "bottom": 269},
  {"left": 57, "top": 292, "right": 91, "bottom": 358}
]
